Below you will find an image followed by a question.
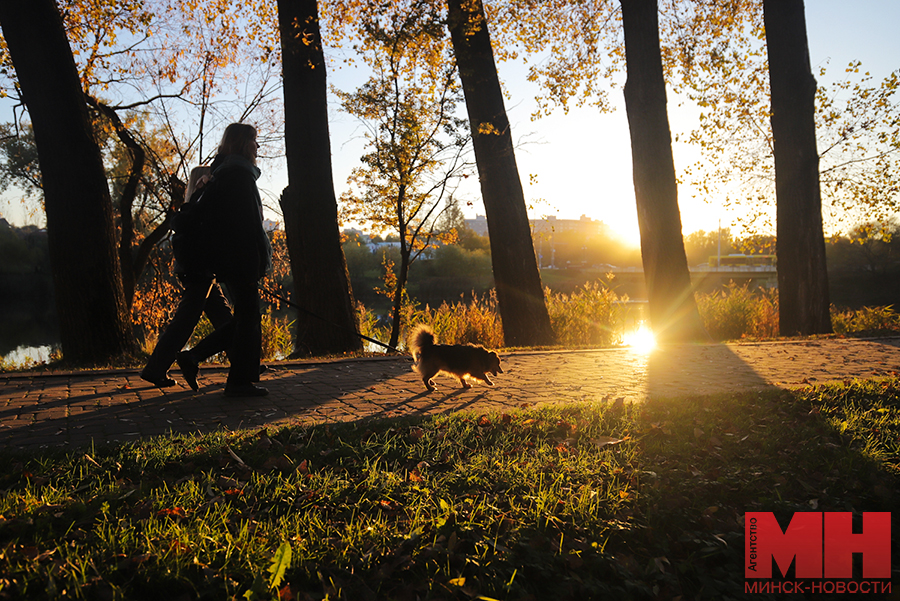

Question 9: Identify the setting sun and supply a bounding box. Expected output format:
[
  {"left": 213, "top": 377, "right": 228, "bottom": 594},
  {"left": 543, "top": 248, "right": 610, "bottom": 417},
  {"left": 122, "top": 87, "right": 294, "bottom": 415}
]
[{"left": 623, "top": 324, "right": 656, "bottom": 353}]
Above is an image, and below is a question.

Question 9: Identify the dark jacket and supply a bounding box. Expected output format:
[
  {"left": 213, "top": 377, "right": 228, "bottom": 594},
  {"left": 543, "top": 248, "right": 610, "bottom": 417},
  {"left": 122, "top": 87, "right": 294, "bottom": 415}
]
[{"left": 202, "top": 154, "right": 273, "bottom": 282}]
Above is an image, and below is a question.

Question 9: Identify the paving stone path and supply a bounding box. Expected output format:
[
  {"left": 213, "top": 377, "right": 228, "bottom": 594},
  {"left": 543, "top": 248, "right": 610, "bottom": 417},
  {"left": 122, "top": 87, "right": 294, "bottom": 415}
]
[{"left": 2, "top": 337, "right": 899, "bottom": 452}]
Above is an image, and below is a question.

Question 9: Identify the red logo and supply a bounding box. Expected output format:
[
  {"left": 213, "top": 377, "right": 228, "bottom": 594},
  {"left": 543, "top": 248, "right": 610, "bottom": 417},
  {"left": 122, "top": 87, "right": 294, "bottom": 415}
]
[{"left": 746, "top": 512, "right": 891, "bottom": 579}]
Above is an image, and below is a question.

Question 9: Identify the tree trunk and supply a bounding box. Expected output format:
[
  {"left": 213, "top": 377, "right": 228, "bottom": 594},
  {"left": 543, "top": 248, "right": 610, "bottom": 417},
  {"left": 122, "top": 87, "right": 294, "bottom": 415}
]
[
  {"left": 277, "top": 0, "right": 362, "bottom": 355},
  {"left": 620, "top": 0, "right": 707, "bottom": 343},
  {"left": 763, "top": 0, "right": 832, "bottom": 336},
  {"left": 0, "top": 0, "right": 135, "bottom": 364},
  {"left": 388, "top": 190, "right": 410, "bottom": 351},
  {"left": 447, "top": 0, "right": 554, "bottom": 348},
  {"left": 388, "top": 249, "right": 411, "bottom": 351},
  {"left": 87, "top": 95, "right": 145, "bottom": 310}
]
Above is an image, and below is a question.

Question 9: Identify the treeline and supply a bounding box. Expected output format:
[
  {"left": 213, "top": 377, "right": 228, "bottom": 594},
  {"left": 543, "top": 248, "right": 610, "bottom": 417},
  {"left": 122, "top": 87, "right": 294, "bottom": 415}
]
[
  {"left": 340, "top": 223, "right": 900, "bottom": 315},
  {"left": 0, "top": 219, "right": 56, "bottom": 357},
  {"left": 4, "top": 218, "right": 899, "bottom": 328},
  {"left": 0, "top": 219, "right": 49, "bottom": 274}
]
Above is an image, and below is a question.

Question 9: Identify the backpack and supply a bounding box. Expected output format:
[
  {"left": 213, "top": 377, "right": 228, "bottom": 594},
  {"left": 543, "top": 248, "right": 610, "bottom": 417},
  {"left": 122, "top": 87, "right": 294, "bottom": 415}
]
[{"left": 171, "top": 169, "right": 216, "bottom": 274}]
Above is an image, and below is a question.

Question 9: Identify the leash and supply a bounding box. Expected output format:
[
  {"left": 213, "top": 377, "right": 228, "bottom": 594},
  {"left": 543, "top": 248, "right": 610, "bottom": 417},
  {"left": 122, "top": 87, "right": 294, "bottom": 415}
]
[{"left": 259, "top": 288, "right": 404, "bottom": 354}]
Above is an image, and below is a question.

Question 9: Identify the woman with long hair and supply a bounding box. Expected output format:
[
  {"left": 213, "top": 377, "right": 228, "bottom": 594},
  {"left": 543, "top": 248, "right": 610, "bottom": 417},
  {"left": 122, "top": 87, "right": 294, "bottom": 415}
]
[{"left": 179, "top": 122, "right": 272, "bottom": 397}]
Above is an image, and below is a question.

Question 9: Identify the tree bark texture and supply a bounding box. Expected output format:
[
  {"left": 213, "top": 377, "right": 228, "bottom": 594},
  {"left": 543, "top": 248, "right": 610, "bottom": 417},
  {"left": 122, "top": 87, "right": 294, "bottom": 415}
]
[
  {"left": 620, "top": 0, "right": 707, "bottom": 342},
  {"left": 277, "top": 0, "right": 362, "bottom": 355},
  {"left": 446, "top": 0, "right": 554, "bottom": 347},
  {"left": 87, "top": 96, "right": 145, "bottom": 310},
  {"left": 0, "top": 0, "right": 135, "bottom": 363},
  {"left": 763, "top": 0, "right": 832, "bottom": 336}
]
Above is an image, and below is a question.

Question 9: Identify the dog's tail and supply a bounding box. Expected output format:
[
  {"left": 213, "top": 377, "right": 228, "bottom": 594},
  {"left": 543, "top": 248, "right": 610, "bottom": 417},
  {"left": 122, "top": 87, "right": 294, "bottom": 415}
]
[{"left": 408, "top": 324, "right": 435, "bottom": 360}]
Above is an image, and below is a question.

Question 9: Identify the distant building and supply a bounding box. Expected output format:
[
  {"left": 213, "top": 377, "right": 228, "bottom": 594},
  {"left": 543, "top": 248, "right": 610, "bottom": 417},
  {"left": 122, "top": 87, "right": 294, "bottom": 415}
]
[
  {"left": 530, "top": 215, "right": 607, "bottom": 237},
  {"left": 466, "top": 214, "right": 489, "bottom": 236},
  {"left": 464, "top": 214, "right": 607, "bottom": 238}
]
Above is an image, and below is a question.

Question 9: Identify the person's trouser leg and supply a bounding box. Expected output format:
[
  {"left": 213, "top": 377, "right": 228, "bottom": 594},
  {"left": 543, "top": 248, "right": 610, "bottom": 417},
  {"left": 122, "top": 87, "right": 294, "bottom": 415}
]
[
  {"left": 221, "top": 279, "right": 261, "bottom": 387},
  {"left": 183, "top": 283, "right": 234, "bottom": 363},
  {"left": 142, "top": 275, "right": 214, "bottom": 378}
]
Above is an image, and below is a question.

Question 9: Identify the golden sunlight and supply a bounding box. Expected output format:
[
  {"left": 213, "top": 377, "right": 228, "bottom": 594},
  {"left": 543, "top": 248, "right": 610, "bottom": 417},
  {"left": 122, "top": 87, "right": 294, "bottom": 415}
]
[{"left": 623, "top": 324, "right": 656, "bottom": 353}]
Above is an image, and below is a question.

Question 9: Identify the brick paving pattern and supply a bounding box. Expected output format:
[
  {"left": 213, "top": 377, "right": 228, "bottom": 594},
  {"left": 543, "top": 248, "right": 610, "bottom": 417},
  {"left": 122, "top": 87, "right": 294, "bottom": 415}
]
[{"left": 2, "top": 337, "right": 899, "bottom": 452}]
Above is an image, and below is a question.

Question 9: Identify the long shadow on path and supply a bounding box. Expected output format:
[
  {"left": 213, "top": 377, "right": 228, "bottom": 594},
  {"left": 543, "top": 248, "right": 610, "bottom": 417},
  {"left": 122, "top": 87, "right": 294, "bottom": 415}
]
[{"left": 6, "top": 338, "right": 895, "bottom": 454}]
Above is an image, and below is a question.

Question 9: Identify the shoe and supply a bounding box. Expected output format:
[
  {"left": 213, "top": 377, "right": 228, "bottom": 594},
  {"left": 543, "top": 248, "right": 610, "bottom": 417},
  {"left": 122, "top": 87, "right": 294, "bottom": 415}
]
[
  {"left": 176, "top": 352, "right": 200, "bottom": 392},
  {"left": 224, "top": 383, "right": 269, "bottom": 398},
  {"left": 140, "top": 370, "right": 176, "bottom": 388}
]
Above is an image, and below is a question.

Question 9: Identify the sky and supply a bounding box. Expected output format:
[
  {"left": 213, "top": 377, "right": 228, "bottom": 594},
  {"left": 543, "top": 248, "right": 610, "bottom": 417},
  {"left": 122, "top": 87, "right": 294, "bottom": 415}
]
[{"left": 2, "top": 1, "right": 899, "bottom": 248}]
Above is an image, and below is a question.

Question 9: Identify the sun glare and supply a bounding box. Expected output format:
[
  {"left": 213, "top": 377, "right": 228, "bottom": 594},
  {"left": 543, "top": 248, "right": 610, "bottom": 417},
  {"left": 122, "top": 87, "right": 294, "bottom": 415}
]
[{"left": 624, "top": 324, "right": 656, "bottom": 353}]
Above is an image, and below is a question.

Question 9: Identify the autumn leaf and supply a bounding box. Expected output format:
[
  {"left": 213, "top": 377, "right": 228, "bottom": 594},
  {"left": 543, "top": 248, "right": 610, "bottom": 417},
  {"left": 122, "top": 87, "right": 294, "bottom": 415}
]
[
  {"left": 278, "top": 584, "right": 295, "bottom": 601},
  {"left": 379, "top": 499, "right": 399, "bottom": 511},
  {"left": 591, "top": 436, "right": 624, "bottom": 449},
  {"left": 268, "top": 542, "right": 292, "bottom": 591}
]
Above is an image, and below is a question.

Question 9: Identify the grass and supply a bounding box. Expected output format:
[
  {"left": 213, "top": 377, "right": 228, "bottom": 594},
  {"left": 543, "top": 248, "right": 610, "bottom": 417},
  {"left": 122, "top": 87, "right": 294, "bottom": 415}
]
[{"left": 0, "top": 378, "right": 897, "bottom": 600}]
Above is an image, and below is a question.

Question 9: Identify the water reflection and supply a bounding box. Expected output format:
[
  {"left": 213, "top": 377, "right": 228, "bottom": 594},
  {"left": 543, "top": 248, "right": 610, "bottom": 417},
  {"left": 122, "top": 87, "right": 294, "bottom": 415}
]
[
  {"left": 0, "top": 284, "right": 59, "bottom": 368},
  {"left": 2, "top": 344, "right": 58, "bottom": 368}
]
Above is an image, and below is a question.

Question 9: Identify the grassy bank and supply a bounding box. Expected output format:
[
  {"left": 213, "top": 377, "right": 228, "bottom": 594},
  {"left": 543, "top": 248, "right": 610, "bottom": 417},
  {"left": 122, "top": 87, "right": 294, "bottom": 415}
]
[{"left": 0, "top": 379, "right": 897, "bottom": 600}]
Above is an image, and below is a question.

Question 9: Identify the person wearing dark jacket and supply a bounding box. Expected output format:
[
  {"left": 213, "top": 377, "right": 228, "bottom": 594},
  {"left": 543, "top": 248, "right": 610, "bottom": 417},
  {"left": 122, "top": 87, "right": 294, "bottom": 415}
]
[
  {"left": 188, "top": 123, "right": 272, "bottom": 397},
  {"left": 140, "top": 166, "right": 234, "bottom": 389}
]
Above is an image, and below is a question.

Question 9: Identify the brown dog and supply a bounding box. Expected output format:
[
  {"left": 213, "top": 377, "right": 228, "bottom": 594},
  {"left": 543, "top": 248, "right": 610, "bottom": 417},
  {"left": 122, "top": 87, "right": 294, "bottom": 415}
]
[{"left": 408, "top": 325, "right": 502, "bottom": 392}]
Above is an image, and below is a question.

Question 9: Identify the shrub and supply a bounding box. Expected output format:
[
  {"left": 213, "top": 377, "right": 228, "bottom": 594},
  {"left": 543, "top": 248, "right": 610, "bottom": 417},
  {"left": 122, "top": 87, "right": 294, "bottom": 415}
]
[
  {"left": 831, "top": 305, "right": 900, "bottom": 334},
  {"left": 696, "top": 282, "right": 778, "bottom": 340},
  {"left": 546, "top": 281, "right": 625, "bottom": 347},
  {"left": 417, "top": 290, "right": 504, "bottom": 348},
  {"left": 186, "top": 308, "right": 293, "bottom": 363}
]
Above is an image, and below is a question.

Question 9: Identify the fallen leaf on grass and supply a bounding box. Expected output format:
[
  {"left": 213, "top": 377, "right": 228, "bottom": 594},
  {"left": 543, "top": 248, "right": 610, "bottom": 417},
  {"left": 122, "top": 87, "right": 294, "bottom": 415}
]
[
  {"left": 591, "top": 436, "right": 624, "bottom": 449},
  {"left": 262, "top": 455, "right": 294, "bottom": 473},
  {"left": 557, "top": 419, "right": 575, "bottom": 431},
  {"left": 448, "top": 577, "right": 466, "bottom": 586},
  {"left": 157, "top": 507, "right": 187, "bottom": 519},
  {"left": 218, "top": 476, "right": 241, "bottom": 490},
  {"left": 379, "top": 499, "right": 400, "bottom": 511},
  {"left": 278, "top": 584, "right": 295, "bottom": 601}
]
